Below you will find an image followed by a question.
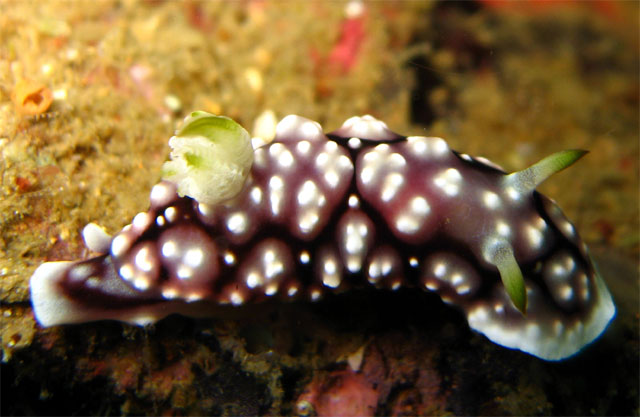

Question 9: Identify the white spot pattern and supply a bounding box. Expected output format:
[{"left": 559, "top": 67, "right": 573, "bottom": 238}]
[
  {"left": 406, "top": 136, "right": 449, "bottom": 158},
  {"left": 482, "top": 191, "right": 501, "bottom": 209},
  {"left": 269, "top": 143, "right": 295, "bottom": 169},
  {"left": 422, "top": 253, "right": 481, "bottom": 298},
  {"left": 395, "top": 196, "right": 431, "bottom": 235},
  {"left": 227, "top": 212, "right": 249, "bottom": 235},
  {"left": 320, "top": 248, "right": 342, "bottom": 289},
  {"left": 149, "top": 182, "right": 176, "bottom": 208},
  {"left": 156, "top": 225, "right": 219, "bottom": 300},
  {"left": 337, "top": 211, "right": 373, "bottom": 274},
  {"left": 433, "top": 168, "right": 462, "bottom": 197},
  {"left": 335, "top": 115, "right": 394, "bottom": 140},
  {"left": 380, "top": 172, "right": 404, "bottom": 202},
  {"left": 111, "top": 234, "right": 131, "bottom": 258},
  {"left": 268, "top": 175, "right": 285, "bottom": 216},
  {"left": 164, "top": 206, "right": 178, "bottom": 223},
  {"left": 135, "top": 246, "right": 154, "bottom": 272},
  {"left": 366, "top": 246, "right": 401, "bottom": 287},
  {"left": 236, "top": 239, "right": 291, "bottom": 298},
  {"left": 132, "top": 212, "right": 152, "bottom": 232},
  {"left": 224, "top": 251, "right": 236, "bottom": 265},
  {"left": 348, "top": 137, "right": 362, "bottom": 149},
  {"left": 348, "top": 194, "right": 360, "bottom": 208}
]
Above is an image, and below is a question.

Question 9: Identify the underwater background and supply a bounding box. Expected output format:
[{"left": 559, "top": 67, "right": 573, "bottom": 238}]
[{"left": 1, "top": 1, "right": 638, "bottom": 415}]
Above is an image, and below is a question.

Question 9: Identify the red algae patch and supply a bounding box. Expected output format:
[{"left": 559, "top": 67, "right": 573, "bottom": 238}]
[{"left": 297, "top": 369, "right": 378, "bottom": 417}]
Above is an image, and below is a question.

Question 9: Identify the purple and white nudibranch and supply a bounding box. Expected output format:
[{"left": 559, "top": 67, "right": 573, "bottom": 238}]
[{"left": 30, "top": 112, "right": 615, "bottom": 360}]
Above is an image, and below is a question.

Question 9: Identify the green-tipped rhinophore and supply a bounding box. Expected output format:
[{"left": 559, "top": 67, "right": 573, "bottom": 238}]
[
  {"left": 506, "top": 149, "right": 588, "bottom": 193},
  {"left": 492, "top": 242, "right": 527, "bottom": 314},
  {"left": 162, "top": 112, "right": 253, "bottom": 205}
]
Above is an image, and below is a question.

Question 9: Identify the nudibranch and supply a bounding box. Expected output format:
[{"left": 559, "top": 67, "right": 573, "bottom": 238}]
[{"left": 30, "top": 112, "right": 615, "bottom": 360}]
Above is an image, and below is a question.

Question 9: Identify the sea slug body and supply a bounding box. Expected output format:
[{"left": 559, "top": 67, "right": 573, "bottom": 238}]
[{"left": 30, "top": 113, "right": 615, "bottom": 361}]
